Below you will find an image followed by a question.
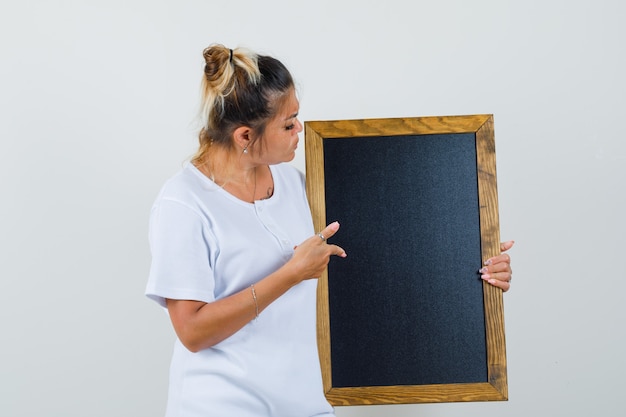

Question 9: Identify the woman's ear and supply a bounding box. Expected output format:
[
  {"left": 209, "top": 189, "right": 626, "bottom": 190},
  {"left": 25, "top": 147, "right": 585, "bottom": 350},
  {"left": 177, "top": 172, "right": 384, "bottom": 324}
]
[{"left": 233, "top": 126, "right": 252, "bottom": 153}]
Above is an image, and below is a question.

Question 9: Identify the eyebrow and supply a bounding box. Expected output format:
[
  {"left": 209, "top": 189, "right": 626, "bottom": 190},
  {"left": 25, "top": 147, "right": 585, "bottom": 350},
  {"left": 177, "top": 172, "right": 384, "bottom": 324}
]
[{"left": 285, "top": 112, "right": 298, "bottom": 121}]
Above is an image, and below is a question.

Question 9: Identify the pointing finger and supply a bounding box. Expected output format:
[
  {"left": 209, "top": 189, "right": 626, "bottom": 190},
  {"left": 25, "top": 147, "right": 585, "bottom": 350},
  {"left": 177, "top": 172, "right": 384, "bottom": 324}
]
[{"left": 318, "top": 221, "right": 340, "bottom": 241}]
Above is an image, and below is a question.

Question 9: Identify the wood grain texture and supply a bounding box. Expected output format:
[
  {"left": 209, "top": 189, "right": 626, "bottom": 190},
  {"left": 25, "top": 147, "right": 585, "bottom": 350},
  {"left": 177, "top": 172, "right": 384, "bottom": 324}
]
[
  {"left": 304, "top": 123, "right": 333, "bottom": 393},
  {"left": 325, "top": 382, "right": 506, "bottom": 406},
  {"left": 305, "top": 115, "right": 506, "bottom": 405},
  {"left": 475, "top": 116, "right": 508, "bottom": 398},
  {"left": 306, "top": 114, "right": 491, "bottom": 138}
]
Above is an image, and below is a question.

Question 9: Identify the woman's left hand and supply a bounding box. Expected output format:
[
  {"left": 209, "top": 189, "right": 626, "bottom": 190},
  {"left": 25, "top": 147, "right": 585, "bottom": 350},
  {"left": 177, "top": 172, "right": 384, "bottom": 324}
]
[{"left": 480, "top": 241, "right": 515, "bottom": 292}]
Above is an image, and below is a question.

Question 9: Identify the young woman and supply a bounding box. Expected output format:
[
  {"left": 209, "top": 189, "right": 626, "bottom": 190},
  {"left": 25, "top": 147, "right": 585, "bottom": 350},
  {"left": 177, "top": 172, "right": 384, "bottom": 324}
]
[{"left": 146, "top": 44, "right": 513, "bottom": 417}]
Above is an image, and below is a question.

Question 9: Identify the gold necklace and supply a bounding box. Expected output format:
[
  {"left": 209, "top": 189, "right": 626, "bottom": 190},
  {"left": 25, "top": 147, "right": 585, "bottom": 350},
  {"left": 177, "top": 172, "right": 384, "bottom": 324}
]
[
  {"left": 199, "top": 162, "right": 257, "bottom": 203},
  {"left": 251, "top": 166, "right": 257, "bottom": 202}
]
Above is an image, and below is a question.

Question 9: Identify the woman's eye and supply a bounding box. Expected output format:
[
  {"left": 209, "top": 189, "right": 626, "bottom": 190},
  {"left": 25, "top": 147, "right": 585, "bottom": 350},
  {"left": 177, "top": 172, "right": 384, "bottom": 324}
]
[{"left": 285, "top": 124, "right": 295, "bottom": 130}]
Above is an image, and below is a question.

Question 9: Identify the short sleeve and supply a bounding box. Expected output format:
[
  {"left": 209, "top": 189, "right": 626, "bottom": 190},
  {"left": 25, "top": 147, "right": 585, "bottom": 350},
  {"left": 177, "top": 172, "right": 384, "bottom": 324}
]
[{"left": 145, "top": 199, "right": 216, "bottom": 308}]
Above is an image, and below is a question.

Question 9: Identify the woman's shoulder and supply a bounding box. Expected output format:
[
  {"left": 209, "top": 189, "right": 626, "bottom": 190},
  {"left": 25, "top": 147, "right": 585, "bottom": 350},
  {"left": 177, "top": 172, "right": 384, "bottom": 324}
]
[{"left": 155, "top": 163, "right": 217, "bottom": 205}]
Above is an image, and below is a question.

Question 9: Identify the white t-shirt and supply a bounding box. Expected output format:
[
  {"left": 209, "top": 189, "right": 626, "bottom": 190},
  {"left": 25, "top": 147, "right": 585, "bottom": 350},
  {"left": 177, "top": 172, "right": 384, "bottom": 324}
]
[{"left": 146, "top": 162, "right": 334, "bottom": 417}]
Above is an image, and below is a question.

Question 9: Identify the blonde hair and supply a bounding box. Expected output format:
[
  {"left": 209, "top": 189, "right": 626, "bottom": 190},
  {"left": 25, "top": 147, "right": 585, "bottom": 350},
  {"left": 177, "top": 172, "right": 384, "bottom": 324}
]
[{"left": 192, "top": 44, "right": 295, "bottom": 165}]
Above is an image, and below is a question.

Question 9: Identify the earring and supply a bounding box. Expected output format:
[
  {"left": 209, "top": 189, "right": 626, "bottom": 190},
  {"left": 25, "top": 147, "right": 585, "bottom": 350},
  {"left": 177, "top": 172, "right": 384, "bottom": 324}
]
[{"left": 243, "top": 146, "right": 248, "bottom": 154}]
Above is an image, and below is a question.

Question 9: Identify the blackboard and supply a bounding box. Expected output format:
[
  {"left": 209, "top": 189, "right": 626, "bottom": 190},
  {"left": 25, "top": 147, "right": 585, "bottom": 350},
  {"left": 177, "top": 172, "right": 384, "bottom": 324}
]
[{"left": 305, "top": 115, "right": 507, "bottom": 406}]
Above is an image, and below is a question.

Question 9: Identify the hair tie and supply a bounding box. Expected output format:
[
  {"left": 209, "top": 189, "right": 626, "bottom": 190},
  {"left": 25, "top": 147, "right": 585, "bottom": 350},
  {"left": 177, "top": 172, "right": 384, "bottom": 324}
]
[{"left": 229, "top": 49, "right": 233, "bottom": 63}]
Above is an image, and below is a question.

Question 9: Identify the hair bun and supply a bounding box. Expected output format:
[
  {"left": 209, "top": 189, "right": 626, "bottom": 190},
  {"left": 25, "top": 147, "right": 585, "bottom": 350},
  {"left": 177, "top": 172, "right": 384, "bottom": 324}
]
[{"left": 202, "top": 44, "right": 232, "bottom": 79}]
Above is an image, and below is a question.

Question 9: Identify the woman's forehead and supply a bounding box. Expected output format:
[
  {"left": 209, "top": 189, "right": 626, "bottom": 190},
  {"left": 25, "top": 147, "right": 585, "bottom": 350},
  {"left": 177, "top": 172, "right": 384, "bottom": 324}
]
[{"left": 278, "top": 89, "right": 299, "bottom": 119}]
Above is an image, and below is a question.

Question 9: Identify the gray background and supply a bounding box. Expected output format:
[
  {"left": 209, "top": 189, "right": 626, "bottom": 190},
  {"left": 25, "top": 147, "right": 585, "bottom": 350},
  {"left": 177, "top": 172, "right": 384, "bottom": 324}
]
[{"left": 1, "top": 1, "right": 624, "bottom": 416}]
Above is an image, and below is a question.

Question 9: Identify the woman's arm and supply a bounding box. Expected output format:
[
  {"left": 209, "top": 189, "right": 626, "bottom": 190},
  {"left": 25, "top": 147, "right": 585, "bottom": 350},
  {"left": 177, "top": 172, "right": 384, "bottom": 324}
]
[{"left": 166, "top": 222, "right": 347, "bottom": 352}]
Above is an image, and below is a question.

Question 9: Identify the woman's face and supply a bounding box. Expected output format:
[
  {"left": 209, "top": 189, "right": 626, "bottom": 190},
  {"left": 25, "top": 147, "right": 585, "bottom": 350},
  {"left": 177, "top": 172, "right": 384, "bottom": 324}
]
[{"left": 253, "top": 88, "right": 302, "bottom": 165}]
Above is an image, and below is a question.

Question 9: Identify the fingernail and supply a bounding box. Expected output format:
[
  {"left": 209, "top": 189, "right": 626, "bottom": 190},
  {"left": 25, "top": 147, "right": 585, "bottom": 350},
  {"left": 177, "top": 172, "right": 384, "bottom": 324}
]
[
  {"left": 481, "top": 274, "right": 491, "bottom": 280},
  {"left": 484, "top": 259, "right": 492, "bottom": 266},
  {"left": 481, "top": 276, "right": 495, "bottom": 284},
  {"left": 478, "top": 267, "right": 488, "bottom": 274}
]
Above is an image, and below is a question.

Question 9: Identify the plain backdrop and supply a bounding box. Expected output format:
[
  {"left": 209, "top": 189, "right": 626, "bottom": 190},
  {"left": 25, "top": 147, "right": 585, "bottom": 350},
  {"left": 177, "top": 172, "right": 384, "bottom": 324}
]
[{"left": 1, "top": 1, "right": 625, "bottom": 416}]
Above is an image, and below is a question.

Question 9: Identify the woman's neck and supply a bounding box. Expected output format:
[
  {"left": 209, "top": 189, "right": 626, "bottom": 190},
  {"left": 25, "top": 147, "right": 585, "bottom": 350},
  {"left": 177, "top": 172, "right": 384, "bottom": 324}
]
[{"left": 195, "top": 146, "right": 267, "bottom": 203}]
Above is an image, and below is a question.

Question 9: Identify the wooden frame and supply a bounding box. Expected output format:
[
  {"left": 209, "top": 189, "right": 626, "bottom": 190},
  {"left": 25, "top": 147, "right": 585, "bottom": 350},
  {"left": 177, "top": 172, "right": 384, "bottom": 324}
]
[{"left": 305, "top": 115, "right": 506, "bottom": 406}]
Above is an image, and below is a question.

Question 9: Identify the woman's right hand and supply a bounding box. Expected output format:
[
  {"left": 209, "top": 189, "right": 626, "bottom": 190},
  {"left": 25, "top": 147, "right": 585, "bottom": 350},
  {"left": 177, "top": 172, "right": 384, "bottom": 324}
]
[{"left": 289, "top": 221, "right": 347, "bottom": 282}]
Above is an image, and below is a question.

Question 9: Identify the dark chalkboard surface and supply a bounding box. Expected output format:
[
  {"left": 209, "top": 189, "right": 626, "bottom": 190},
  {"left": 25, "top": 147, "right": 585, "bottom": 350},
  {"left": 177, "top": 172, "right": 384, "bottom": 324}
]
[
  {"left": 324, "top": 133, "right": 486, "bottom": 388},
  {"left": 305, "top": 115, "right": 507, "bottom": 405}
]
